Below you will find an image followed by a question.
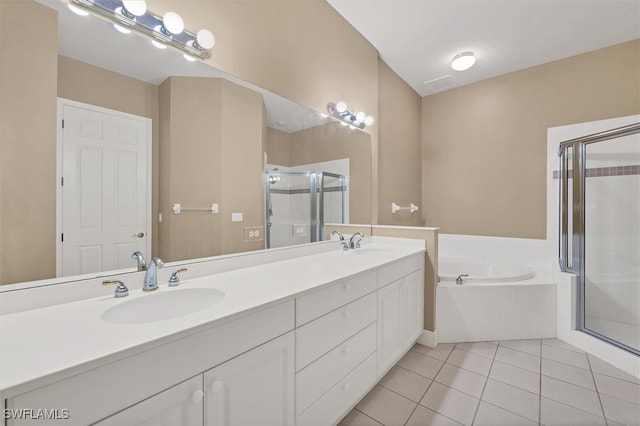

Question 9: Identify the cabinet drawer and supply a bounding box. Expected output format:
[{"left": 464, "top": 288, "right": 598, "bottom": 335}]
[
  {"left": 296, "top": 270, "right": 377, "bottom": 326},
  {"left": 378, "top": 254, "right": 423, "bottom": 288},
  {"left": 296, "top": 354, "right": 376, "bottom": 426},
  {"left": 295, "top": 323, "right": 375, "bottom": 415},
  {"left": 296, "top": 292, "right": 376, "bottom": 371}
]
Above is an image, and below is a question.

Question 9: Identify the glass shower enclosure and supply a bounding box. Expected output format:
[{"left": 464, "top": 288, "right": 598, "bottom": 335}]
[
  {"left": 558, "top": 122, "right": 640, "bottom": 355},
  {"left": 265, "top": 171, "right": 346, "bottom": 249}
]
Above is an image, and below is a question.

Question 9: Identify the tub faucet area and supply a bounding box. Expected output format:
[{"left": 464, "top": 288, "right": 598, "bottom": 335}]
[{"left": 455, "top": 274, "right": 468, "bottom": 285}]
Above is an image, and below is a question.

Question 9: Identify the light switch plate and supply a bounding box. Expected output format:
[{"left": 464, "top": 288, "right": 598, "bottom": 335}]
[{"left": 232, "top": 212, "right": 243, "bottom": 222}]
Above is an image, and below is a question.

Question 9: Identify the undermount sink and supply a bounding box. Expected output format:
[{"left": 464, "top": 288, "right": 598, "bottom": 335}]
[
  {"left": 101, "top": 288, "right": 225, "bottom": 325},
  {"left": 349, "top": 247, "right": 397, "bottom": 256}
]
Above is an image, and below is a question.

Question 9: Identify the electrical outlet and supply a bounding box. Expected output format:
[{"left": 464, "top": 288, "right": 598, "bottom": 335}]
[
  {"left": 244, "top": 226, "right": 264, "bottom": 242},
  {"left": 292, "top": 224, "right": 307, "bottom": 236}
]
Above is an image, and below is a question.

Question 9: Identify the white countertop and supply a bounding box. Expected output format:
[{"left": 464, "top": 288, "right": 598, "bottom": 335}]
[{"left": 0, "top": 238, "right": 424, "bottom": 397}]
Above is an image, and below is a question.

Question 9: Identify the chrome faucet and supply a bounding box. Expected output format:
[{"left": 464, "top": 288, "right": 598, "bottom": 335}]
[
  {"left": 456, "top": 274, "right": 469, "bottom": 285},
  {"left": 348, "top": 232, "right": 364, "bottom": 249},
  {"left": 143, "top": 257, "right": 164, "bottom": 291},
  {"left": 331, "top": 230, "right": 345, "bottom": 241},
  {"left": 131, "top": 251, "right": 147, "bottom": 271}
]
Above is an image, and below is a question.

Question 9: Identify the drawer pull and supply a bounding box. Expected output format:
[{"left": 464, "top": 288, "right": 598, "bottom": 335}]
[
  {"left": 342, "top": 345, "right": 350, "bottom": 354},
  {"left": 192, "top": 389, "right": 204, "bottom": 403},
  {"left": 343, "top": 283, "right": 352, "bottom": 291},
  {"left": 343, "top": 383, "right": 351, "bottom": 391},
  {"left": 211, "top": 381, "right": 224, "bottom": 393},
  {"left": 342, "top": 310, "right": 350, "bottom": 319}
]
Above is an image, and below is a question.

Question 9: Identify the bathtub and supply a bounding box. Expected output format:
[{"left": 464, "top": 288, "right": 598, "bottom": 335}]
[{"left": 436, "top": 257, "right": 556, "bottom": 343}]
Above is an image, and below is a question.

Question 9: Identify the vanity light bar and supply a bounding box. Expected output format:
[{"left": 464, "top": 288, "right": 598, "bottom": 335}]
[
  {"left": 326, "top": 102, "right": 374, "bottom": 129},
  {"left": 68, "top": 0, "right": 214, "bottom": 60}
]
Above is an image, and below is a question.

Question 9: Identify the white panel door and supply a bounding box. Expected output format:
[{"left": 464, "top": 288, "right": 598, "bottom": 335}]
[
  {"left": 205, "top": 332, "right": 294, "bottom": 426},
  {"left": 402, "top": 270, "right": 425, "bottom": 348},
  {"left": 377, "top": 279, "right": 403, "bottom": 376},
  {"left": 93, "top": 376, "right": 203, "bottom": 426},
  {"left": 59, "top": 100, "right": 150, "bottom": 276}
]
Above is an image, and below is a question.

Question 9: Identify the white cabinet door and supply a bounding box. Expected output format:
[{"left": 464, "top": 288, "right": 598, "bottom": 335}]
[
  {"left": 204, "top": 332, "right": 295, "bottom": 426},
  {"left": 93, "top": 376, "right": 203, "bottom": 426},
  {"left": 402, "top": 270, "right": 424, "bottom": 348},
  {"left": 377, "top": 279, "right": 403, "bottom": 375}
]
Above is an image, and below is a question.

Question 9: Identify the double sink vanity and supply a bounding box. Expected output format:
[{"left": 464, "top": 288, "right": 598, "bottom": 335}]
[{"left": 0, "top": 237, "right": 426, "bottom": 425}]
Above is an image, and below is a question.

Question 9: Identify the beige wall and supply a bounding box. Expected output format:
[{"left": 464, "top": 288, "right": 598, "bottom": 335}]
[
  {"left": 377, "top": 59, "right": 423, "bottom": 226},
  {"left": 265, "top": 128, "right": 291, "bottom": 167},
  {"left": 159, "top": 77, "right": 265, "bottom": 261},
  {"left": 1, "top": 1, "right": 57, "bottom": 284},
  {"left": 57, "top": 56, "right": 160, "bottom": 258},
  {"left": 422, "top": 40, "right": 640, "bottom": 239}
]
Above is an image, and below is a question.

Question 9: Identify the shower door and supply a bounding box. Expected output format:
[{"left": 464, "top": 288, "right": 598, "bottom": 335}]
[
  {"left": 558, "top": 123, "right": 640, "bottom": 355},
  {"left": 265, "top": 171, "right": 346, "bottom": 249}
]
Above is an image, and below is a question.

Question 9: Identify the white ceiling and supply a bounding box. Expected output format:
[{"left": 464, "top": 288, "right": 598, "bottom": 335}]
[{"left": 327, "top": 0, "right": 640, "bottom": 96}]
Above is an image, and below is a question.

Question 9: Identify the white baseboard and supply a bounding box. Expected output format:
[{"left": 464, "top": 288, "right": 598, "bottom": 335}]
[{"left": 416, "top": 330, "right": 437, "bottom": 348}]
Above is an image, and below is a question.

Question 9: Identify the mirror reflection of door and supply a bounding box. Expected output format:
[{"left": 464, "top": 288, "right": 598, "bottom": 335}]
[{"left": 57, "top": 99, "right": 151, "bottom": 277}]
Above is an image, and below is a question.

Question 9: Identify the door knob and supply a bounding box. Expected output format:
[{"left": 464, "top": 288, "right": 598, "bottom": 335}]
[{"left": 132, "top": 232, "right": 145, "bottom": 238}]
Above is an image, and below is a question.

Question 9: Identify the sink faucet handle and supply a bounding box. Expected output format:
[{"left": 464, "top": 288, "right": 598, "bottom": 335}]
[
  {"left": 103, "top": 280, "right": 129, "bottom": 298},
  {"left": 168, "top": 268, "right": 188, "bottom": 287}
]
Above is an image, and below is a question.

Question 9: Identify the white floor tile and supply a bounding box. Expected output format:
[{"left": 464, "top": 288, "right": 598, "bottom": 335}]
[
  {"left": 434, "top": 363, "right": 487, "bottom": 398},
  {"left": 481, "top": 379, "right": 539, "bottom": 423},
  {"left": 541, "top": 375, "right": 603, "bottom": 417},
  {"left": 599, "top": 393, "right": 640, "bottom": 426},
  {"left": 540, "top": 397, "right": 607, "bottom": 426},
  {"left": 541, "top": 344, "right": 589, "bottom": 370},
  {"left": 356, "top": 385, "right": 416, "bottom": 426},
  {"left": 420, "top": 382, "right": 479, "bottom": 426},
  {"left": 379, "top": 366, "right": 432, "bottom": 402},
  {"left": 405, "top": 405, "right": 463, "bottom": 426},
  {"left": 494, "top": 346, "right": 540, "bottom": 373},
  {"left": 542, "top": 338, "right": 585, "bottom": 353},
  {"left": 338, "top": 410, "right": 384, "bottom": 426},
  {"left": 541, "top": 357, "right": 596, "bottom": 390},
  {"left": 411, "top": 343, "right": 454, "bottom": 362},
  {"left": 588, "top": 354, "right": 640, "bottom": 384},
  {"left": 593, "top": 372, "right": 640, "bottom": 405},
  {"left": 456, "top": 342, "right": 498, "bottom": 359},
  {"left": 446, "top": 348, "right": 493, "bottom": 376},
  {"left": 474, "top": 401, "right": 537, "bottom": 426},
  {"left": 499, "top": 339, "right": 541, "bottom": 356},
  {"left": 397, "top": 350, "right": 444, "bottom": 379},
  {"left": 490, "top": 360, "right": 540, "bottom": 394}
]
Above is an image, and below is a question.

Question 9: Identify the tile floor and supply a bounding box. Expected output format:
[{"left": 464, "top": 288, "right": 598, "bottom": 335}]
[{"left": 339, "top": 339, "right": 640, "bottom": 426}]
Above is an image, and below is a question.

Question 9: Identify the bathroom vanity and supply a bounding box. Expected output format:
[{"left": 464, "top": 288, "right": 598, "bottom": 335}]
[{"left": 0, "top": 237, "right": 425, "bottom": 425}]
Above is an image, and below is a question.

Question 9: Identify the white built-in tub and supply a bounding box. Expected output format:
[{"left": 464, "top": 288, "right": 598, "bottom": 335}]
[
  {"left": 439, "top": 258, "right": 535, "bottom": 284},
  {"left": 436, "top": 257, "right": 556, "bottom": 343}
]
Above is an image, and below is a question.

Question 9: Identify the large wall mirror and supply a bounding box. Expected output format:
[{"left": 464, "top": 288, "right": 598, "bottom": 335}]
[{"left": 0, "top": 0, "right": 372, "bottom": 286}]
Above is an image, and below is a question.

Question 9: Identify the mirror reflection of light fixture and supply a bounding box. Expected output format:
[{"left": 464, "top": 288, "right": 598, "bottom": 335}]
[
  {"left": 327, "top": 102, "right": 374, "bottom": 129},
  {"left": 451, "top": 52, "right": 476, "bottom": 71},
  {"left": 67, "top": 0, "right": 214, "bottom": 60}
]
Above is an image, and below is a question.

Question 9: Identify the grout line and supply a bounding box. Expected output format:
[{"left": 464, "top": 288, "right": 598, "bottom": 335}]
[
  {"left": 470, "top": 345, "right": 497, "bottom": 426},
  {"left": 539, "top": 344, "right": 543, "bottom": 426},
  {"left": 403, "top": 343, "right": 457, "bottom": 426},
  {"left": 587, "top": 355, "right": 611, "bottom": 426},
  {"left": 353, "top": 408, "right": 384, "bottom": 426}
]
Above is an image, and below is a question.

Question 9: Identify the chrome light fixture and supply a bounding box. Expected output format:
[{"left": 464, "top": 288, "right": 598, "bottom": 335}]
[
  {"left": 451, "top": 52, "right": 476, "bottom": 71},
  {"left": 67, "top": 0, "right": 215, "bottom": 60},
  {"left": 327, "top": 102, "right": 374, "bottom": 129}
]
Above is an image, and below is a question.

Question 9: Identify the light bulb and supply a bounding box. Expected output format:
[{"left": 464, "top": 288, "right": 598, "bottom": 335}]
[
  {"left": 183, "top": 54, "right": 197, "bottom": 62},
  {"left": 122, "top": 0, "right": 147, "bottom": 17},
  {"left": 151, "top": 40, "right": 167, "bottom": 49},
  {"left": 114, "top": 24, "right": 131, "bottom": 34},
  {"left": 335, "top": 101, "right": 347, "bottom": 113},
  {"left": 163, "top": 12, "right": 184, "bottom": 35},
  {"left": 451, "top": 52, "right": 476, "bottom": 71},
  {"left": 355, "top": 111, "right": 366, "bottom": 122},
  {"left": 196, "top": 29, "right": 215, "bottom": 50},
  {"left": 67, "top": 4, "right": 89, "bottom": 16},
  {"left": 364, "top": 116, "right": 374, "bottom": 126}
]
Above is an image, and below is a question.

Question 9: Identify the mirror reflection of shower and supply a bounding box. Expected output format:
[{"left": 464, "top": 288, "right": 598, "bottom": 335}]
[{"left": 265, "top": 160, "right": 348, "bottom": 249}]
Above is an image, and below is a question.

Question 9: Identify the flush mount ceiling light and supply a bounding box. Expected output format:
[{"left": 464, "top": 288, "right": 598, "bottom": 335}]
[
  {"left": 327, "top": 102, "right": 374, "bottom": 129},
  {"left": 67, "top": 0, "right": 214, "bottom": 60},
  {"left": 451, "top": 52, "right": 476, "bottom": 71}
]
